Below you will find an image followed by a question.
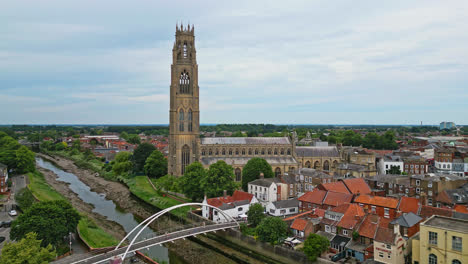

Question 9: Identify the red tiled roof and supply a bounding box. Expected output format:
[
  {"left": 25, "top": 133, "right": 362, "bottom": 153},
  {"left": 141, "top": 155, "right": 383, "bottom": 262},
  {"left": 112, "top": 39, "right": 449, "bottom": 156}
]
[
  {"left": 319, "top": 181, "right": 350, "bottom": 194},
  {"left": 435, "top": 191, "right": 453, "bottom": 204},
  {"left": 206, "top": 190, "right": 253, "bottom": 208},
  {"left": 454, "top": 205, "right": 468, "bottom": 213},
  {"left": 314, "top": 208, "right": 326, "bottom": 218},
  {"left": 342, "top": 178, "right": 371, "bottom": 195},
  {"left": 358, "top": 214, "right": 379, "bottom": 239},
  {"left": 337, "top": 204, "right": 365, "bottom": 229},
  {"left": 419, "top": 205, "right": 453, "bottom": 219},
  {"left": 283, "top": 211, "right": 313, "bottom": 221},
  {"left": 323, "top": 191, "right": 353, "bottom": 207},
  {"left": 375, "top": 227, "right": 395, "bottom": 244},
  {"left": 291, "top": 218, "right": 308, "bottom": 231},
  {"left": 398, "top": 197, "right": 420, "bottom": 214},
  {"left": 298, "top": 189, "right": 327, "bottom": 205},
  {"left": 354, "top": 194, "right": 399, "bottom": 209}
]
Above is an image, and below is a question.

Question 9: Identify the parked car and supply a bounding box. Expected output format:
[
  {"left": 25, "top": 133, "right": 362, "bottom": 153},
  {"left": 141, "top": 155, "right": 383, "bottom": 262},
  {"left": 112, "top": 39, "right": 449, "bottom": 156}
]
[
  {"left": 8, "top": 210, "right": 17, "bottom": 216},
  {"left": 0, "top": 237, "right": 5, "bottom": 243},
  {"left": 0, "top": 221, "right": 11, "bottom": 228}
]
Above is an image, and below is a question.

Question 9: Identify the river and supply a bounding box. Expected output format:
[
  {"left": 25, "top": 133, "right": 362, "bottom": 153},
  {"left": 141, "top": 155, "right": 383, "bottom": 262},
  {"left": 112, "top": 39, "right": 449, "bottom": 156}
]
[{"left": 36, "top": 157, "right": 171, "bottom": 263}]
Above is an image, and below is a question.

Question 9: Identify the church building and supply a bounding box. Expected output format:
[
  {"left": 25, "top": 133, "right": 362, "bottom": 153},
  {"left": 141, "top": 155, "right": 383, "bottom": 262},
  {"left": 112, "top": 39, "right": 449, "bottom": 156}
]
[{"left": 168, "top": 25, "right": 339, "bottom": 179}]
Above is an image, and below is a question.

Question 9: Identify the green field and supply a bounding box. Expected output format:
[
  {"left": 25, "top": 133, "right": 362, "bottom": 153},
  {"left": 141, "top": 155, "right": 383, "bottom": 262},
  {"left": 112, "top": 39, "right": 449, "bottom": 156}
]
[
  {"left": 77, "top": 216, "right": 119, "bottom": 248},
  {"left": 127, "top": 176, "right": 190, "bottom": 218},
  {"left": 27, "top": 170, "right": 118, "bottom": 248},
  {"left": 27, "top": 171, "right": 66, "bottom": 201}
]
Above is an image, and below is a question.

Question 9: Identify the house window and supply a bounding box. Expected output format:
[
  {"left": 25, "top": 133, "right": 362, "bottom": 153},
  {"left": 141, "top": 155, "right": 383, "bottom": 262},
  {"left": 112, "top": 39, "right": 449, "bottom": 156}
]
[
  {"left": 371, "top": 206, "right": 376, "bottom": 213},
  {"left": 428, "top": 182, "right": 432, "bottom": 188},
  {"left": 387, "top": 254, "right": 391, "bottom": 259},
  {"left": 452, "top": 236, "right": 462, "bottom": 251},
  {"left": 429, "top": 254, "right": 437, "bottom": 264},
  {"left": 332, "top": 226, "right": 336, "bottom": 233},
  {"left": 325, "top": 225, "right": 331, "bottom": 232},
  {"left": 238, "top": 207, "right": 243, "bottom": 211},
  {"left": 289, "top": 208, "right": 295, "bottom": 213},
  {"left": 416, "top": 188, "right": 420, "bottom": 194},
  {"left": 416, "top": 180, "right": 420, "bottom": 186},
  {"left": 384, "top": 208, "right": 389, "bottom": 217},
  {"left": 386, "top": 244, "right": 391, "bottom": 249},
  {"left": 429, "top": 231, "right": 438, "bottom": 245},
  {"left": 343, "top": 230, "right": 348, "bottom": 236},
  {"left": 379, "top": 252, "right": 384, "bottom": 258}
]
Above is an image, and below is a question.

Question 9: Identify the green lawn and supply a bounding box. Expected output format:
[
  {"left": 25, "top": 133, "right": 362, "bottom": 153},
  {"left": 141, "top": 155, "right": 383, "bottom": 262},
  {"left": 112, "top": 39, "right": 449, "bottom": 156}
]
[
  {"left": 27, "top": 171, "right": 66, "bottom": 201},
  {"left": 27, "top": 170, "right": 118, "bottom": 248},
  {"left": 127, "top": 176, "right": 190, "bottom": 218},
  {"left": 77, "top": 216, "right": 119, "bottom": 248}
]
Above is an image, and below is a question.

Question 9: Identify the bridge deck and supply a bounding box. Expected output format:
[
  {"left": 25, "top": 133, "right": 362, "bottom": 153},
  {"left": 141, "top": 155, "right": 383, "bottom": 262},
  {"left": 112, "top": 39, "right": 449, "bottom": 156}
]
[{"left": 52, "top": 222, "right": 238, "bottom": 264}]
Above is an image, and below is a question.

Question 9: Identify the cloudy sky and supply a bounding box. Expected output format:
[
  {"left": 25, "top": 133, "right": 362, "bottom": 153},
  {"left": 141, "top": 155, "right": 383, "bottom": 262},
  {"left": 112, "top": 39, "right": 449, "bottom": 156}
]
[{"left": 2, "top": 0, "right": 467, "bottom": 125}]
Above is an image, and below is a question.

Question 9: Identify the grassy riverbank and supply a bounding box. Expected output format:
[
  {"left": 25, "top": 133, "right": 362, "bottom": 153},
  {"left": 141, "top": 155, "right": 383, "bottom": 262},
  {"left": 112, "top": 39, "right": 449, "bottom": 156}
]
[
  {"left": 127, "top": 176, "right": 190, "bottom": 218},
  {"left": 27, "top": 170, "right": 119, "bottom": 248}
]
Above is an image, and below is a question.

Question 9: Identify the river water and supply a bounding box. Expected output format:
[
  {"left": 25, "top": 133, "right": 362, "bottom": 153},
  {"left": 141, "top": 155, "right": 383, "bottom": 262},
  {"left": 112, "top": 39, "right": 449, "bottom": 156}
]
[{"left": 36, "top": 157, "right": 170, "bottom": 263}]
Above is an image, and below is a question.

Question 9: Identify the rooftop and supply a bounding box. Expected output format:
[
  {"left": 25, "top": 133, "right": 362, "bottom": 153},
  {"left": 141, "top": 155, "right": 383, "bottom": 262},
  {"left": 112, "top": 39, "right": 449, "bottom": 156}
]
[
  {"left": 200, "top": 137, "right": 291, "bottom": 145},
  {"left": 295, "top": 146, "right": 340, "bottom": 157},
  {"left": 423, "top": 215, "right": 468, "bottom": 233},
  {"left": 200, "top": 156, "right": 298, "bottom": 166}
]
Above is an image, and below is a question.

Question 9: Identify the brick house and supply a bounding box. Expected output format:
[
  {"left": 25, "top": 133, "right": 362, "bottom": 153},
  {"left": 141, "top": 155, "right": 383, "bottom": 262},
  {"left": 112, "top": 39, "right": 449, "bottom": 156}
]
[{"left": 354, "top": 194, "right": 399, "bottom": 219}]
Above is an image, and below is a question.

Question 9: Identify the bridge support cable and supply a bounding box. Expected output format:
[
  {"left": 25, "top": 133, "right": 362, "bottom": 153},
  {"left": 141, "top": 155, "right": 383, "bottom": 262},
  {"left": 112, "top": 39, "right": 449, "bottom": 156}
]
[{"left": 115, "top": 202, "right": 239, "bottom": 261}]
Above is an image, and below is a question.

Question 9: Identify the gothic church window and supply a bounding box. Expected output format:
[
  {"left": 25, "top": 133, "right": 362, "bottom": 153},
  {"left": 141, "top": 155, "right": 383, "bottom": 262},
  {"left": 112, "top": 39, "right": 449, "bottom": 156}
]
[
  {"left": 183, "top": 42, "right": 188, "bottom": 58},
  {"left": 179, "top": 109, "right": 184, "bottom": 132},
  {"left": 188, "top": 109, "right": 193, "bottom": 131},
  {"left": 249, "top": 149, "right": 252, "bottom": 155},
  {"left": 179, "top": 70, "right": 190, "bottom": 94},
  {"left": 268, "top": 149, "right": 272, "bottom": 155},
  {"left": 181, "top": 145, "right": 190, "bottom": 175},
  {"left": 242, "top": 149, "right": 246, "bottom": 155},
  {"left": 235, "top": 149, "right": 239, "bottom": 155},
  {"left": 222, "top": 149, "right": 226, "bottom": 155},
  {"left": 287, "top": 149, "right": 291, "bottom": 155},
  {"left": 229, "top": 149, "right": 232, "bottom": 155},
  {"left": 235, "top": 168, "right": 241, "bottom": 182},
  {"left": 281, "top": 149, "right": 284, "bottom": 155}
]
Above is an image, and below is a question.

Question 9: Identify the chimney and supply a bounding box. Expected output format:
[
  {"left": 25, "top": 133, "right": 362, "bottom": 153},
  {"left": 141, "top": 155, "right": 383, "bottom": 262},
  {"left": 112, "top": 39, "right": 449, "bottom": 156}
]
[
  {"left": 260, "top": 172, "right": 264, "bottom": 179},
  {"left": 420, "top": 191, "right": 427, "bottom": 206},
  {"left": 223, "top": 190, "right": 227, "bottom": 198}
]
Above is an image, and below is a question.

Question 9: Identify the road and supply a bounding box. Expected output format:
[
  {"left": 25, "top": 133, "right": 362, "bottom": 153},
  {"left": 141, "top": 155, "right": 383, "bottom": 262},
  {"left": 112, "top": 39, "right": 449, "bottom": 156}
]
[{"left": 0, "top": 175, "right": 27, "bottom": 252}]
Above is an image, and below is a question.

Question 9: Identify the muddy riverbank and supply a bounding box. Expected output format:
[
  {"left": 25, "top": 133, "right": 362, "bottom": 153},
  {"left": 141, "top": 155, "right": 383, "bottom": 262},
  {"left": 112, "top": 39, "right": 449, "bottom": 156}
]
[{"left": 37, "top": 153, "right": 236, "bottom": 264}]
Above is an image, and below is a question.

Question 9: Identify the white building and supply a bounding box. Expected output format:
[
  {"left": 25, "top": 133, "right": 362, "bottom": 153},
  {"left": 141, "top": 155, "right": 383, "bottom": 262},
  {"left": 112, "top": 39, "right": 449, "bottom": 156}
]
[
  {"left": 266, "top": 199, "right": 299, "bottom": 217},
  {"left": 202, "top": 190, "right": 259, "bottom": 223},
  {"left": 248, "top": 176, "right": 286, "bottom": 205},
  {"left": 379, "top": 155, "right": 404, "bottom": 175}
]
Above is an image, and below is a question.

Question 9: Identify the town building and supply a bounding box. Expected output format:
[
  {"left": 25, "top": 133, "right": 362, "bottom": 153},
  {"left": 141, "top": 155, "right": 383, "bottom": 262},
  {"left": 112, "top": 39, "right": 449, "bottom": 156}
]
[
  {"left": 247, "top": 174, "right": 286, "bottom": 205},
  {"left": 410, "top": 174, "right": 467, "bottom": 205},
  {"left": 373, "top": 225, "right": 406, "bottom": 264},
  {"left": 403, "top": 156, "right": 428, "bottom": 175},
  {"left": 412, "top": 215, "right": 467, "bottom": 264},
  {"left": 378, "top": 155, "right": 404, "bottom": 175},
  {"left": 266, "top": 199, "right": 299, "bottom": 217},
  {"left": 440, "top": 121, "right": 456, "bottom": 130},
  {"left": 354, "top": 195, "right": 399, "bottom": 219},
  {"left": 202, "top": 190, "right": 258, "bottom": 223}
]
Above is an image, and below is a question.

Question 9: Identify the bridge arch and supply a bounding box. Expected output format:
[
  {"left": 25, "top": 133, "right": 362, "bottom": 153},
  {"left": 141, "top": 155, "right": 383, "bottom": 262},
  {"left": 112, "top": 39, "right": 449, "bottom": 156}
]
[{"left": 116, "top": 202, "right": 239, "bottom": 261}]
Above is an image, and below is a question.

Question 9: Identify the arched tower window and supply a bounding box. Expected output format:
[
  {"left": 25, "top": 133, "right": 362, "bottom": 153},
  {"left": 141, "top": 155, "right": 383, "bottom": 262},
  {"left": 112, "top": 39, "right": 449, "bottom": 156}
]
[
  {"left": 235, "top": 168, "right": 241, "bottom": 182},
  {"left": 183, "top": 42, "right": 188, "bottom": 58},
  {"left": 452, "top": 260, "right": 461, "bottom": 264},
  {"left": 429, "top": 254, "right": 437, "bottom": 264},
  {"left": 179, "top": 70, "right": 190, "bottom": 94},
  {"left": 275, "top": 167, "right": 281, "bottom": 177},
  {"left": 323, "top": 160, "right": 330, "bottom": 171},
  {"left": 181, "top": 145, "right": 190, "bottom": 175},
  {"left": 314, "top": 161, "right": 320, "bottom": 169},
  {"left": 305, "top": 161, "right": 311, "bottom": 168},
  {"left": 178, "top": 109, "right": 184, "bottom": 132},
  {"left": 188, "top": 109, "right": 193, "bottom": 132}
]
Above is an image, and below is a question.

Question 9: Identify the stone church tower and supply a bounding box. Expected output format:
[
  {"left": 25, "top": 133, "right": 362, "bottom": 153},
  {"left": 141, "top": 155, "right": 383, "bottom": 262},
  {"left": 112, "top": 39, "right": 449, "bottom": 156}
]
[{"left": 168, "top": 24, "right": 200, "bottom": 176}]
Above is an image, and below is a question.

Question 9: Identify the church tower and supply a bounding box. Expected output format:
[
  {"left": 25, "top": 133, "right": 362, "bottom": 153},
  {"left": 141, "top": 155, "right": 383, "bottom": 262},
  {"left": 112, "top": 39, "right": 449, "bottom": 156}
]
[{"left": 168, "top": 24, "right": 200, "bottom": 176}]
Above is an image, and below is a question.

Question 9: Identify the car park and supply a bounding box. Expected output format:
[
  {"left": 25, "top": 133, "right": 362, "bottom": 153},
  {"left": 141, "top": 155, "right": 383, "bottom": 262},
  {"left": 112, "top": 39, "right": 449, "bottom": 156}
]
[{"left": 0, "top": 221, "right": 11, "bottom": 228}]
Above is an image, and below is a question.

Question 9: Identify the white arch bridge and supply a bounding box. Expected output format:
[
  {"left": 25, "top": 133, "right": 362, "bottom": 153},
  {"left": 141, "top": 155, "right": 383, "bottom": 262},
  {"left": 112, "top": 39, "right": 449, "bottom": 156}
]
[{"left": 54, "top": 203, "right": 240, "bottom": 264}]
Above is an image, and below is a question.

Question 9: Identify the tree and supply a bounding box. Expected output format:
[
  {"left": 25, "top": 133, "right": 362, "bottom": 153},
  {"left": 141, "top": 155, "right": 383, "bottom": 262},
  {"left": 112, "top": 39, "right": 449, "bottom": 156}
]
[
  {"left": 112, "top": 151, "right": 133, "bottom": 176},
  {"left": 256, "top": 217, "right": 288, "bottom": 245},
  {"left": 120, "top": 131, "right": 129, "bottom": 140},
  {"left": 180, "top": 162, "right": 207, "bottom": 201},
  {"left": 201, "top": 160, "right": 237, "bottom": 198},
  {"left": 303, "top": 233, "right": 330, "bottom": 261},
  {"left": 247, "top": 203, "right": 265, "bottom": 227},
  {"left": 15, "top": 146, "right": 35, "bottom": 174},
  {"left": 83, "top": 148, "right": 94, "bottom": 161},
  {"left": 10, "top": 200, "right": 80, "bottom": 247},
  {"left": 15, "top": 188, "right": 35, "bottom": 211},
  {"left": 144, "top": 150, "right": 167, "bottom": 178},
  {"left": 0, "top": 135, "right": 22, "bottom": 169},
  {"left": 71, "top": 139, "right": 81, "bottom": 151},
  {"left": 127, "top": 134, "right": 141, "bottom": 144},
  {"left": 388, "top": 165, "right": 401, "bottom": 175},
  {"left": 0, "top": 232, "right": 56, "bottom": 264},
  {"left": 241, "top": 158, "right": 274, "bottom": 191},
  {"left": 132, "top": 143, "right": 156, "bottom": 173}
]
